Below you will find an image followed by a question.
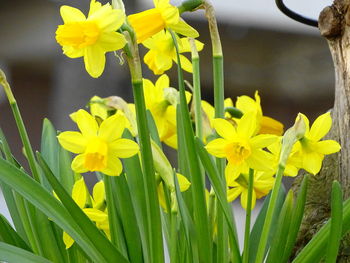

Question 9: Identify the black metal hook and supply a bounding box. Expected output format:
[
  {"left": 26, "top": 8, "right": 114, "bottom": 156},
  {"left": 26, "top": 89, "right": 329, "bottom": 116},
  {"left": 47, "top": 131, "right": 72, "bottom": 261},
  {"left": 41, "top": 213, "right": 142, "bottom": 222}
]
[{"left": 275, "top": 0, "right": 318, "bottom": 28}]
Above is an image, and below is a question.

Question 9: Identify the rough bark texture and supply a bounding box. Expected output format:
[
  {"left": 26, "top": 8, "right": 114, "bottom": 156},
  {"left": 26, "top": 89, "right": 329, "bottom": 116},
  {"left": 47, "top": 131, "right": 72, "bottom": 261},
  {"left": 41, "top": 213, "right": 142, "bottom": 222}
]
[{"left": 292, "top": 0, "right": 350, "bottom": 261}]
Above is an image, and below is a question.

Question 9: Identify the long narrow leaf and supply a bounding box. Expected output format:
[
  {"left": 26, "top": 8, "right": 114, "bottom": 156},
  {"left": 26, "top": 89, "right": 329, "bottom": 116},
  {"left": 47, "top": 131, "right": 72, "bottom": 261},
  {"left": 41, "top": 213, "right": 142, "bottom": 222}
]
[
  {"left": 194, "top": 137, "right": 241, "bottom": 263},
  {"left": 266, "top": 190, "right": 294, "bottom": 263},
  {"left": 123, "top": 130, "right": 150, "bottom": 262},
  {"left": 0, "top": 242, "right": 52, "bottom": 263},
  {"left": 292, "top": 198, "right": 350, "bottom": 263},
  {"left": 114, "top": 174, "right": 143, "bottom": 263},
  {"left": 0, "top": 158, "right": 112, "bottom": 262},
  {"left": 282, "top": 174, "right": 309, "bottom": 262},
  {"left": 36, "top": 152, "right": 129, "bottom": 263},
  {"left": 0, "top": 214, "right": 30, "bottom": 251},
  {"left": 325, "top": 181, "right": 343, "bottom": 263},
  {"left": 170, "top": 29, "right": 212, "bottom": 263},
  {"left": 249, "top": 184, "right": 286, "bottom": 263}
]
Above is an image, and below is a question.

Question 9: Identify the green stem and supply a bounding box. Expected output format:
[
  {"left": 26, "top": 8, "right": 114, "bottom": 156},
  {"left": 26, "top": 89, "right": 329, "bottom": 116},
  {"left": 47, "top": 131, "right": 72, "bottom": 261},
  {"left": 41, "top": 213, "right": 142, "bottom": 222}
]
[
  {"left": 189, "top": 38, "right": 203, "bottom": 140},
  {"left": 204, "top": 3, "right": 227, "bottom": 262},
  {"left": 170, "top": 210, "right": 178, "bottom": 263},
  {"left": 243, "top": 169, "right": 254, "bottom": 263},
  {"left": 255, "top": 164, "right": 285, "bottom": 263},
  {"left": 125, "top": 33, "right": 163, "bottom": 262},
  {"left": 0, "top": 70, "right": 40, "bottom": 182}
]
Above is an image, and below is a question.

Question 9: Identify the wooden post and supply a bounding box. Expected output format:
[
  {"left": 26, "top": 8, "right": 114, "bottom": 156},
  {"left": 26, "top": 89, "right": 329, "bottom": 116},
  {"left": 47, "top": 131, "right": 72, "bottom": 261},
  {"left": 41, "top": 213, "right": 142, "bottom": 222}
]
[{"left": 292, "top": 1, "right": 350, "bottom": 261}]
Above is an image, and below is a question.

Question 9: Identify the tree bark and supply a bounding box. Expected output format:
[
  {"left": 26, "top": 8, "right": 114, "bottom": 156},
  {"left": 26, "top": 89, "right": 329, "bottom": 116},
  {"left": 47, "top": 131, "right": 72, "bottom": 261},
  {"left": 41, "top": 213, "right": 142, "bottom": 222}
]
[{"left": 292, "top": 1, "right": 350, "bottom": 261}]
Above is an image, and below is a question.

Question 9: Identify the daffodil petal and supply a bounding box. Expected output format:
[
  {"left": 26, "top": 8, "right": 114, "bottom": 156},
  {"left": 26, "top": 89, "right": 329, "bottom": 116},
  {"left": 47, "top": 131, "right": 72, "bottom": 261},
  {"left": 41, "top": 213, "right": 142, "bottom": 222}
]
[
  {"left": 259, "top": 116, "right": 284, "bottom": 136},
  {"left": 284, "top": 164, "right": 299, "bottom": 177},
  {"left": 98, "top": 114, "right": 125, "bottom": 142},
  {"left": 212, "top": 118, "right": 236, "bottom": 140},
  {"left": 177, "top": 173, "right": 191, "bottom": 192},
  {"left": 72, "top": 178, "right": 88, "bottom": 208},
  {"left": 163, "top": 134, "right": 177, "bottom": 149},
  {"left": 241, "top": 189, "right": 256, "bottom": 210},
  {"left": 156, "top": 74, "right": 170, "bottom": 89},
  {"left": 227, "top": 187, "right": 242, "bottom": 203},
  {"left": 250, "top": 134, "right": 278, "bottom": 149},
  {"left": 170, "top": 20, "right": 199, "bottom": 38},
  {"left": 309, "top": 112, "right": 332, "bottom": 141},
  {"left": 144, "top": 50, "right": 166, "bottom": 75},
  {"left": 109, "top": 139, "right": 139, "bottom": 158},
  {"left": 237, "top": 112, "right": 257, "bottom": 138},
  {"left": 62, "top": 46, "right": 84, "bottom": 58},
  {"left": 315, "top": 140, "right": 341, "bottom": 154},
  {"left": 225, "top": 162, "right": 246, "bottom": 186},
  {"left": 75, "top": 109, "right": 98, "bottom": 138},
  {"left": 63, "top": 231, "right": 75, "bottom": 249},
  {"left": 205, "top": 138, "right": 229, "bottom": 158},
  {"left": 92, "top": 180, "right": 105, "bottom": 208},
  {"left": 94, "top": 9, "right": 125, "bottom": 32},
  {"left": 157, "top": 183, "right": 167, "bottom": 211},
  {"left": 155, "top": 53, "right": 173, "bottom": 73},
  {"left": 101, "top": 157, "right": 123, "bottom": 176},
  {"left": 179, "top": 38, "right": 204, "bottom": 52},
  {"left": 71, "top": 154, "right": 89, "bottom": 174},
  {"left": 246, "top": 149, "right": 274, "bottom": 171},
  {"left": 174, "top": 54, "right": 192, "bottom": 73},
  {"left": 60, "top": 6, "right": 86, "bottom": 23},
  {"left": 83, "top": 208, "right": 108, "bottom": 222},
  {"left": 57, "top": 131, "right": 87, "bottom": 154},
  {"left": 302, "top": 151, "right": 324, "bottom": 175},
  {"left": 98, "top": 32, "right": 126, "bottom": 52},
  {"left": 84, "top": 45, "right": 106, "bottom": 78}
]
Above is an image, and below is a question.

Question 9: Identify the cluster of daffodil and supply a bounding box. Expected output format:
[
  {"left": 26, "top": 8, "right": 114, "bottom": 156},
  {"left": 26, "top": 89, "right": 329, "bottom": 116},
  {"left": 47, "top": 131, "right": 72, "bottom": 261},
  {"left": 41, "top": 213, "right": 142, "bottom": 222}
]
[{"left": 0, "top": 0, "right": 346, "bottom": 263}]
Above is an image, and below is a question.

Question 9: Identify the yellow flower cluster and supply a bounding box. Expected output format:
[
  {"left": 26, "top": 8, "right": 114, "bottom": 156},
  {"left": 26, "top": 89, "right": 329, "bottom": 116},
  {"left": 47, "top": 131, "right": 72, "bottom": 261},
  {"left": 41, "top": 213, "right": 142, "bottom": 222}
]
[
  {"left": 55, "top": 0, "right": 204, "bottom": 77},
  {"left": 205, "top": 99, "right": 340, "bottom": 208},
  {"left": 62, "top": 178, "right": 108, "bottom": 248}
]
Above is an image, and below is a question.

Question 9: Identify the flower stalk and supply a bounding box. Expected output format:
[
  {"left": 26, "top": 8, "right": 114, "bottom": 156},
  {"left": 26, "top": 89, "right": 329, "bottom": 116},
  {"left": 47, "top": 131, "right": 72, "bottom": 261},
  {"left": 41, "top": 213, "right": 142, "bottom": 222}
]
[{"left": 124, "top": 23, "right": 164, "bottom": 263}]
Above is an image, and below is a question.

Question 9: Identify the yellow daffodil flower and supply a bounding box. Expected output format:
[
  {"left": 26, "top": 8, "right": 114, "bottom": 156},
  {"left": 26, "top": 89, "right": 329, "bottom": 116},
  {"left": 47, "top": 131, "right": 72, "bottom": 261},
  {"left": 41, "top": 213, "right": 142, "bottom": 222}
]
[
  {"left": 55, "top": 0, "right": 126, "bottom": 78},
  {"left": 63, "top": 179, "right": 109, "bottom": 248},
  {"left": 205, "top": 112, "right": 277, "bottom": 185},
  {"left": 235, "top": 91, "right": 284, "bottom": 136},
  {"left": 88, "top": 95, "right": 138, "bottom": 136},
  {"left": 144, "top": 74, "right": 191, "bottom": 148},
  {"left": 58, "top": 109, "right": 139, "bottom": 176},
  {"left": 128, "top": 0, "right": 198, "bottom": 43},
  {"left": 142, "top": 30, "right": 204, "bottom": 75},
  {"left": 227, "top": 171, "right": 275, "bottom": 209},
  {"left": 292, "top": 112, "right": 341, "bottom": 175}
]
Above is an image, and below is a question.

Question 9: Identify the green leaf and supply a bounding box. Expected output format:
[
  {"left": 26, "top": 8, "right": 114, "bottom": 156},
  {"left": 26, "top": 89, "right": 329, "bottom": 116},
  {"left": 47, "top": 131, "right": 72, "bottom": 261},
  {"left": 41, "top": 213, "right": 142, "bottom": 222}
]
[
  {"left": 194, "top": 137, "right": 241, "bottom": 263},
  {"left": 122, "top": 130, "right": 150, "bottom": 262},
  {"left": 292, "top": 198, "right": 350, "bottom": 263},
  {"left": 102, "top": 174, "right": 128, "bottom": 255},
  {"left": 325, "top": 181, "right": 343, "bottom": 263},
  {"left": 35, "top": 152, "right": 129, "bottom": 263},
  {"left": 114, "top": 174, "right": 143, "bottom": 263},
  {"left": 0, "top": 214, "right": 30, "bottom": 251},
  {"left": 170, "top": 29, "right": 212, "bottom": 263},
  {"left": 174, "top": 170, "right": 199, "bottom": 263},
  {"left": 266, "top": 190, "right": 294, "bottom": 263},
  {"left": 0, "top": 242, "right": 52, "bottom": 263},
  {"left": 40, "top": 118, "right": 59, "bottom": 191},
  {"left": 282, "top": 174, "right": 309, "bottom": 262},
  {"left": 0, "top": 129, "right": 28, "bottom": 242},
  {"left": 249, "top": 185, "right": 286, "bottom": 263},
  {"left": 146, "top": 110, "right": 162, "bottom": 148}
]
